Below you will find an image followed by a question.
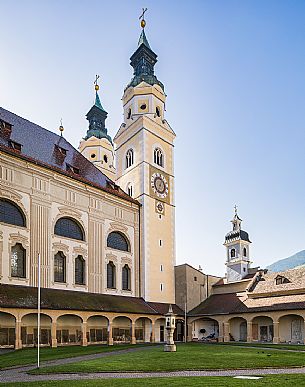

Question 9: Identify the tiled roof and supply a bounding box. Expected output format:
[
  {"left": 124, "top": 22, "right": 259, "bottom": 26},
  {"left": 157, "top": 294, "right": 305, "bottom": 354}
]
[
  {"left": 188, "top": 290, "right": 305, "bottom": 317},
  {"left": 0, "top": 284, "right": 182, "bottom": 316},
  {"left": 0, "top": 107, "right": 137, "bottom": 205},
  {"left": 147, "top": 302, "right": 184, "bottom": 316},
  {"left": 251, "top": 267, "right": 305, "bottom": 295}
]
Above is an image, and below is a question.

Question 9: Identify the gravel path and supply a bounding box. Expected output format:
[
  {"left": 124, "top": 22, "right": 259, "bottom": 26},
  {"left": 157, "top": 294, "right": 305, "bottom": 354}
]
[{"left": 1, "top": 345, "right": 305, "bottom": 383}]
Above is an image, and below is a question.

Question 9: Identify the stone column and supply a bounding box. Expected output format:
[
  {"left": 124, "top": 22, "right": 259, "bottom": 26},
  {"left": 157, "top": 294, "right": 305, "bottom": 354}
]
[
  {"left": 51, "top": 321, "right": 57, "bottom": 348},
  {"left": 151, "top": 321, "right": 155, "bottom": 343},
  {"left": 131, "top": 321, "right": 136, "bottom": 344},
  {"left": 273, "top": 321, "right": 279, "bottom": 344},
  {"left": 247, "top": 321, "right": 253, "bottom": 343},
  {"left": 223, "top": 322, "right": 230, "bottom": 342},
  {"left": 187, "top": 323, "right": 193, "bottom": 342},
  {"left": 218, "top": 322, "right": 224, "bottom": 342},
  {"left": 108, "top": 321, "right": 113, "bottom": 345},
  {"left": 82, "top": 322, "right": 88, "bottom": 346},
  {"left": 15, "top": 320, "right": 22, "bottom": 350}
]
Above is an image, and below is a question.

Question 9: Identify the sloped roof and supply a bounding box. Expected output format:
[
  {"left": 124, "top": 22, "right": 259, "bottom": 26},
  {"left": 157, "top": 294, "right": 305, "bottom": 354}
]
[
  {"left": 0, "top": 284, "right": 183, "bottom": 315},
  {"left": 251, "top": 266, "right": 305, "bottom": 295},
  {"left": 147, "top": 302, "right": 184, "bottom": 316},
  {"left": 0, "top": 107, "right": 137, "bottom": 204},
  {"left": 188, "top": 290, "right": 305, "bottom": 317}
]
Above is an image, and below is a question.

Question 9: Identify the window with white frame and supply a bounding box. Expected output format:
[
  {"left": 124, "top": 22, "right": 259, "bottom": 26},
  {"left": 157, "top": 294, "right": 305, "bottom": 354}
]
[
  {"left": 154, "top": 148, "right": 164, "bottom": 167},
  {"left": 126, "top": 149, "right": 134, "bottom": 169}
]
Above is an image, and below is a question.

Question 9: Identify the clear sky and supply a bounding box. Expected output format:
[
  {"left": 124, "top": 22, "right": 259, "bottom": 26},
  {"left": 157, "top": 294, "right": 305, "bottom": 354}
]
[{"left": 1, "top": 0, "right": 305, "bottom": 276}]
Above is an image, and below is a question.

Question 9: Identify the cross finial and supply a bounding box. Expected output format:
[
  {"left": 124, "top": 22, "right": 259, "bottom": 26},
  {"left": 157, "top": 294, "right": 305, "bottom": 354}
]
[
  {"left": 139, "top": 7, "right": 148, "bottom": 29},
  {"left": 234, "top": 205, "right": 238, "bottom": 215},
  {"left": 94, "top": 75, "right": 100, "bottom": 91}
]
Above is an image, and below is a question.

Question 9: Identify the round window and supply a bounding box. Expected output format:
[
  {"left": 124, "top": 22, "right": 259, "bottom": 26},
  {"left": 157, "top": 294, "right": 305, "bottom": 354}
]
[
  {"left": 103, "top": 155, "right": 108, "bottom": 163},
  {"left": 91, "top": 153, "right": 96, "bottom": 159},
  {"left": 140, "top": 103, "right": 147, "bottom": 110}
]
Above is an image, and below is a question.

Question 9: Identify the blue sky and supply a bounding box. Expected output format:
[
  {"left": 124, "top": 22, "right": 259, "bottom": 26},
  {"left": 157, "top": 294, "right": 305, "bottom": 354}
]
[{"left": 1, "top": 0, "right": 305, "bottom": 276}]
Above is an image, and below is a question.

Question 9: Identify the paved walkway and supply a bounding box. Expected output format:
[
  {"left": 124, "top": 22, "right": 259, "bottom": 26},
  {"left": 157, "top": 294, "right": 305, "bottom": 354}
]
[{"left": 1, "top": 345, "right": 305, "bottom": 383}]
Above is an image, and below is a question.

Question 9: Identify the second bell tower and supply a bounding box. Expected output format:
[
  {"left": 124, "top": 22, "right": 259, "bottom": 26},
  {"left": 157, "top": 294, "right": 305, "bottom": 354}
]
[{"left": 114, "top": 19, "right": 176, "bottom": 303}]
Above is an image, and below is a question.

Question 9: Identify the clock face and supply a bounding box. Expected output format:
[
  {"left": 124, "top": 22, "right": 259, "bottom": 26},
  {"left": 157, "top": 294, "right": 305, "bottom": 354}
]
[
  {"left": 156, "top": 201, "right": 165, "bottom": 214},
  {"left": 151, "top": 173, "right": 168, "bottom": 199}
]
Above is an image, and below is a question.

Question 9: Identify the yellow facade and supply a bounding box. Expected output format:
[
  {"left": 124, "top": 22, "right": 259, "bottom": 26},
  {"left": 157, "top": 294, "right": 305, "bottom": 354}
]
[{"left": 114, "top": 81, "right": 176, "bottom": 303}]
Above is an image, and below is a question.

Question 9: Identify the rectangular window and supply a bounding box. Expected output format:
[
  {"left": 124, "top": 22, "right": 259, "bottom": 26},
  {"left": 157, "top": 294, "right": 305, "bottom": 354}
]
[
  {"left": 160, "top": 265, "right": 163, "bottom": 272},
  {"left": 159, "top": 240, "right": 162, "bottom": 246},
  {"left": 160, "top": 283, "right": 163, "bottom": 291},
  {"left": 54, "top": 252, "right": 66, "bottom": 283}
]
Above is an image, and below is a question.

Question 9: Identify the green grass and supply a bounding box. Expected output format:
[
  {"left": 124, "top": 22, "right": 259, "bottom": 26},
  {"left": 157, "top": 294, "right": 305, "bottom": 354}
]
[
  {"left": 6, "top": 375, "right": 305, "bottom": 386},
  {"left": 220, "top": 342, "right": 305, "bottom": 351},
  {"left": 31, "top": 343, "right": 305, "bottom": 374},
  {"left": 0, "top": 344, "right": 150, "bottom": 369}
]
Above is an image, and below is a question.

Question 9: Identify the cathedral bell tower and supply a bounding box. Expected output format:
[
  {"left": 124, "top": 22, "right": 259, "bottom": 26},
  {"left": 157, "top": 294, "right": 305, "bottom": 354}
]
[
  {"left": 224, "top": 207, "right": 252, "bottom": 283},
  {"left": 114, "top": 13, "right": 176, "bottom": 303},
  {"left": 79, "top": 76, "right": 116, "bottom": 180}
]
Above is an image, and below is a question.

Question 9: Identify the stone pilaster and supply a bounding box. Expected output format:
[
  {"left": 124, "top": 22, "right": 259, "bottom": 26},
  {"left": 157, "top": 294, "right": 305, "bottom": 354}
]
[
  {"left": 30, "top": 198, "right": 50, "bottom": 287},
  {"left": 273, "top": 321, "right": 279, "bottom": 344},
  {"left": 247, "top": 321, "right": 253, "bottom": 342}
]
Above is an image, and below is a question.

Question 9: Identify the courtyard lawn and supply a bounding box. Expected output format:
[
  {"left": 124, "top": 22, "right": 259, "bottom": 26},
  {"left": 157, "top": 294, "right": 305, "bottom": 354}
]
[
  {"left": 31, "top": 343, "right": 305, "bottom": 374},
  {"left": 220, "top": 342, "right": 305, "bottom": 351},
  {"left": 0, "top": 344, "right": 151, "bottom": 369},
  {"left": 6, "top": 375, "right": 305, "bottom": 387}
]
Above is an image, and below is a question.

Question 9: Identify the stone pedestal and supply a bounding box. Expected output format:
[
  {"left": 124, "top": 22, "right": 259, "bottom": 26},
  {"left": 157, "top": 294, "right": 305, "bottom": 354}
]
[{"left": 164, "top": 344, "right": 176, "bottom": 352}]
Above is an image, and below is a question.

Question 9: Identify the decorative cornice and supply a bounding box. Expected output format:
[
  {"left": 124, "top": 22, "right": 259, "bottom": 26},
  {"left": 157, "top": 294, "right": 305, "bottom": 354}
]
[
  {"left": 58, "top": 206, "right": 82, "bottom": 219},
  {"left": 52, "top": 242, "right": 69, "bottom": 253}
]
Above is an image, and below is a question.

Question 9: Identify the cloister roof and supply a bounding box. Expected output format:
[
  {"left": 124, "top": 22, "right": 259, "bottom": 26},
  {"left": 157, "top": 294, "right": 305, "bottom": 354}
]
[
  {"left": 188, "top": 291, "right": 305, "bottom": 317},
  {"left": 0, "top": 284, "right": 184, "bottom": 316}
]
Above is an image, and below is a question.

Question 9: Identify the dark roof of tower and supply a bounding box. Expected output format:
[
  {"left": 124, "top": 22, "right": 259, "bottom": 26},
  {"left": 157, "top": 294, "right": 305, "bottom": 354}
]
[
  {"left": 126, "top": 29, "right": 164, "bottom": 91},
  {"left": 0, "top": 107, "right": 137, "bottom": 204},
  {"left": 84, "top": 92, "right": 113, "bottom": 143},
  {"left": 225, "top": 229, "right": 251, "bottom": 243}
]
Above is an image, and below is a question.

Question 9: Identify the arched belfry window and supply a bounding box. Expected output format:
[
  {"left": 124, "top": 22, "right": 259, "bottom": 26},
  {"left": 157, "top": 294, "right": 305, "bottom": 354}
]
[
  {"left": 243, "top": 247, "right": 247, "bottom": 257},
  {"left": 126, "top": 149, "right": 134, "bottom": 169},
  {"left": 75, "top": 255, "right": 85, "bottom": 285},
  {"left": 230, "top": 248, "right": 236, "bottom": 258},
  {"left": 54, "top": 217, "right": 84, "bottom": 241},
  {"left": 154, "top": 148, "right": 164, "bottom": 167},
  {"left": 0, "top": 199, "right": 26, "bottom": 227},
  {"left": 11, "top": 243, "right": 26, "bottom": 278},
  {"left": 122, "top": 264, "right": 131, "bottom": 291},
  {"left": 107, "top": 232, "right": 130, "bottom": 252},
  {"left": 107, "top": 261, "right": 116, "bottom": 289}
]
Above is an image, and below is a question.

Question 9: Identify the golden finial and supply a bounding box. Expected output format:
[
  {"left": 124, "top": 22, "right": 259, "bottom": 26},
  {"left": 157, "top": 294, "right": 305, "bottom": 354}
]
[
  {"left": 234, "top": 205, "right": 238, "bottom": 215},
  {"left": 94, "top": 74, "right": 100, "bottom": 91},
  {"left": 59, "top": 118, "right": 64, "bottom": 136},
  {"left": 139, "top": 7, "right": 147, "bottom": 29}
]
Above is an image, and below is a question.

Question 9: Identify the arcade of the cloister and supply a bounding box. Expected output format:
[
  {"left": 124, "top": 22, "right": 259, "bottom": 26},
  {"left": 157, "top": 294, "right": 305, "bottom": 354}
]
[
  {"left": 0, "top": 308, "right": 185, "bottom": 349},
  {"left": 188, "top": 312, "right": 305, "bottom": 344}
]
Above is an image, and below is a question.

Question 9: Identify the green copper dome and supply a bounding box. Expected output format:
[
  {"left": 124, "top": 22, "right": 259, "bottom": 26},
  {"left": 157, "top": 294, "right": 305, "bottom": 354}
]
[{"left": 84, "top": 91, "right": 112, "bottom": 144}]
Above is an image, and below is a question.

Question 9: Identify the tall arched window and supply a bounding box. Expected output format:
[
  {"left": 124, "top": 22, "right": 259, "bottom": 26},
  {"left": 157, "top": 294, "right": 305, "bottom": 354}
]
[
  {"left": 122, "top": 264, "right": 131, "bottom": 291},
  {"left": 154, "top": 148, "right": 164, "bottom": 167},
  {"left": 230, "top": 248, "right": 236, "bottom": 258},
  {"left": 11, "top": 243, "right": 26, "bottom": 278},
  {"left": 243, "top": 247, "right": 247, "bottom": 257},
  {"left": 75, "top": 255, "right": 85, "bottom": 285},
  {"left": 54, "top": 251, "right": 66, "bottom": 283},
  {"left": 0, "top": 199, "right": 26, "bottom": 227},
  {"left": 107, "top": 232, "right": 130, "bottom": 252},
  {"left": 107, "top": 261, "right": 116, "bottom": 289},
  {"left": 126, "top": 183, "right": 133, "bottom": 198},
  {"left": 126, "top": 149, "right": 134, "bottom": 169},
  {"left": 54, "top": 217, "right": 84, "bottom": 241}
]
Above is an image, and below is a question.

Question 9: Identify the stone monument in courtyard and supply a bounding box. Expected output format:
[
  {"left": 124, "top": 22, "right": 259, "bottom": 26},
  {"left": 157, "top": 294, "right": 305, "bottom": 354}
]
[{"left": 164, "top": 304, "right": 176, "bottom": 352}]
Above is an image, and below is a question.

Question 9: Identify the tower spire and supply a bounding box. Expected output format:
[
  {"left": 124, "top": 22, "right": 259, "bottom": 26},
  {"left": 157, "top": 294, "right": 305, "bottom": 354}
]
[
  {"left": 84, "top": 75, "right": 112, "bottom": 143},
  {"left": 126, "top": 9, "right": 164, "bottom": 91}
]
